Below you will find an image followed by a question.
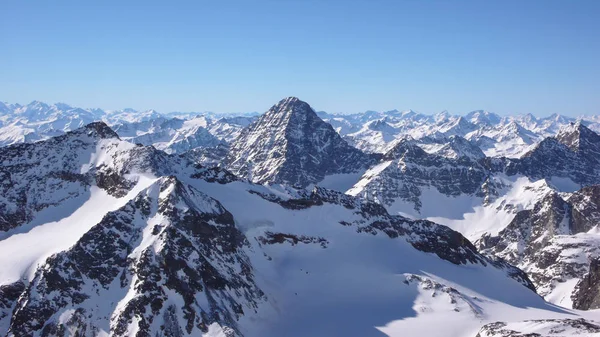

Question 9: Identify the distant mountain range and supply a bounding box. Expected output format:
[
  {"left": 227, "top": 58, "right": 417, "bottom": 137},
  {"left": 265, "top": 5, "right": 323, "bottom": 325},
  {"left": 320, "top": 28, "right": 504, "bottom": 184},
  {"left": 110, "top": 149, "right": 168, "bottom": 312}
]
[{"left": 2, "top": 99, "right": 598, "bottom": 158}]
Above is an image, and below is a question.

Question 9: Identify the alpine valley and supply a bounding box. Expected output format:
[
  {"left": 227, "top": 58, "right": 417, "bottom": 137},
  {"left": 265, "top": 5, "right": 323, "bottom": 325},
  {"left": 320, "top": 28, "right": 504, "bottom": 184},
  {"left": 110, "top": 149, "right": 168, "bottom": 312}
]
[{"left": 1, "top": 97, "right": 600, "bottom": 337}]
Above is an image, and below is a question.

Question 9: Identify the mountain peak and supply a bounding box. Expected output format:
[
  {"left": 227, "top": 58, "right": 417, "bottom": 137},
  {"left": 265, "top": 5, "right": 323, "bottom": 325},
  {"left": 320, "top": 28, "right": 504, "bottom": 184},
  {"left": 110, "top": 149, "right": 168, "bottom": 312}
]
[
  {"left": 367, "top": 118, "right": 394, "bottom": 132},
  {"left": 384, "top": 137, "right": 424, "bottom": 160},
  {"left": 265, "top": 96, "right": 313, "bottom": 118},
  {"left": 466, "top": 110, "right": 501, "bottom": 125},
  {"left": 282, "top": 96, "right": 301, "bottom": 104},
  {"left": 53, "top": 102, "right": 73, "bottom": 110},
  {"left": 433, "top": 110, "right": 453, "bottom": 124},
  {"left": 227, "top": 97, "right": 372, "bottom": 187},
  {"left": 28, "top": 100, "right": 48, "bottom": 107},
  {"left": 82, "top": 121, "right": 120, "bottom": 139},
  {"left": 556, "top": 121, "right": 600, "bottom": 151}
]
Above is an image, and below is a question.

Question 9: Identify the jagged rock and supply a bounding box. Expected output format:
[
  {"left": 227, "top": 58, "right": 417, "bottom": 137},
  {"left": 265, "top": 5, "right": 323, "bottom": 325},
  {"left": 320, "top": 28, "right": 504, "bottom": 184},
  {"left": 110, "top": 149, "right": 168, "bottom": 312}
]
[
  {"left": 506, "top": 122, "right": 600, "bottom": 186},
  {"left": 350, "top": 123, "right": 600, "bottom": 214},
  {"left": 478, "top": 185, "right": 600, "bottom": 308},
  {"left": 572, "top": 258, "right": 600, "bottom": 310},
  {"left": 348, "top": 137, "right": 490, "bottom": 211},
  {"left": 226, "top": 97, "right": 376, "bottom": 187},
  {"left": 7, "top": 177, "right": 264, "bottom": 336},
  {"left": 475, "top": 319, "right": 600, "bottom": 336}
]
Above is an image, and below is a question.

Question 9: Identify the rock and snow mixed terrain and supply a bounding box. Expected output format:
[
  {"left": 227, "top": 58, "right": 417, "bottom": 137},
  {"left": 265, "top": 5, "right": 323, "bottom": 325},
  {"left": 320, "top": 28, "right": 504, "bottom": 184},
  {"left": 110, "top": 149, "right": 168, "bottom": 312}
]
[
  {"left": 3, "top": 99, "right": 600, "bottom": 158},
  {"left": 347, "top": 120, "right": 600, "bottom": 310},
  {"left": 225, "top": 97, "right": 377, "bottom": 188},
  {"left": 1, "top": 97, "right": 600, "bottom": 336},
  {"left": 320, "top": 108, "right": 600, "bottom": 158},
  {"left": 0, "top": 101, "right": 256, "bottom": 153}
]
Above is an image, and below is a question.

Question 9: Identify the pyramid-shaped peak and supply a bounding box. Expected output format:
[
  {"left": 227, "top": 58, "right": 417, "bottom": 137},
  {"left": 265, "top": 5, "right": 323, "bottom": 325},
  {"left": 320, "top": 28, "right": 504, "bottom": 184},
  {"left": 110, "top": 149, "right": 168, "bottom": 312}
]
[
  {"left": 557, "top": 121, "right": 592, "bottom": 137},
  {"left": 556, "top": 121, "right": 600, "bottom": 151},
  {"left": 282, "top": 96, "right": 302, "bottom": 104},
  {"left": 367, "top": 118, "right": 394, "bottom": 131},
  {"left": 266, "top": 96, "right": 314, "bottom": 117},
  {"left": 226, "top": 97, "right": 372, "bottom": 187},
  {"left": 505, "top": 120, "right": 528, "bottom": 132},
  {"left": 384, "top": 137, "right": 423, "bottom": 160}
]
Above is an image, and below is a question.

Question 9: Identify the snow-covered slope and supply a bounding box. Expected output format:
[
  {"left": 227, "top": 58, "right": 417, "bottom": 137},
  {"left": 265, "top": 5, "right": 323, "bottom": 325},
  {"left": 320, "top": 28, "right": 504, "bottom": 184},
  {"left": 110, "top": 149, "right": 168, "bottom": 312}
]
[
  {"left": 475, "top": 319, "right": 600, "bottom": 336},
  {"left": 477, "top": 185, "right": 600, "bottom": 309},
  {"left": 113, "top": 115, "right": 254, "bottom": 153},
  {"left": 3, "top": 122, "right": 599, "bottom": 336},
  {"left": 3, "top": 100, "right": 600, "bottom": 335},
  {"left": 347, "top": 122, "right": 600, "bottom": 311},
  {"left": 344, "top": 118, "right": 401, "bottom": 154},
  {"left": 0, "top": 102, "right": 102, "bottom": 147},
  {"left": 116, "top": 117, "right": 222, "bottom": 154},
  {"left": 466, "top": 121, "right": 542, "bottom": 158}
]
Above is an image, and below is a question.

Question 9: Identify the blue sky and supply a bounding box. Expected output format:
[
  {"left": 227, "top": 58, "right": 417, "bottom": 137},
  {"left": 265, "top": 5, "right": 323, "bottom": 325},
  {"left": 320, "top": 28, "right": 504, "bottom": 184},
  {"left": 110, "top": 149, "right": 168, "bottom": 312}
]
[{"left": 1, "top": 0, "right": 599, "bottom": 116}]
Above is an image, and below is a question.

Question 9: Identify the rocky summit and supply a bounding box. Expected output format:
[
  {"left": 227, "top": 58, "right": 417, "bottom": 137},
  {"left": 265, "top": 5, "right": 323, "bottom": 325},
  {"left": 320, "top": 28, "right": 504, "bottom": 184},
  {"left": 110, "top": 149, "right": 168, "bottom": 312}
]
[{"left": 226, "top": 97, "right": 376, "bottom": 187}]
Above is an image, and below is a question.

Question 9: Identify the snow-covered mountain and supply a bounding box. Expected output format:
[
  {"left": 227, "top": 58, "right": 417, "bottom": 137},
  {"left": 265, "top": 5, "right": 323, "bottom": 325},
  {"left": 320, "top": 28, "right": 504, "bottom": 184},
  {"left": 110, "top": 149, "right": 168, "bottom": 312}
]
[
  {"left": 349, "top": 122, "right": 600, "bottom": 213},
  {"left": 5, "top": 122, "right": 597, "bottom": 336},
  {"left": 2, "top": 99, "right": 599, "bottom": 160},
  {"left": 466, "top": 121, "right": 542, "bottom": 158},
  {"left": 347, "top": 122, "right": 600, "bottom": 310},
  {"left": 0, "top": 101, "right": 256, "bottom": 153},
  {"left": 2, "top": 99, "right": 600, "bottom": 336},
  {"left": 347, "top": 136, "right": 491, "bottom": 213},
  {"left": 477, "top": 185, "right": 600, "bottom": 309},
  {"left": 0, "top": 101, "right": 103, "bottom": 146},
  {"left": 226, "top": 97, "right": 377, "bottom": 188},
  {"left": 320, "top": 108, "right": 600, "bottom": 159},
  {"left": 113, "top": 117, "right": 222, "bottom": 154}
]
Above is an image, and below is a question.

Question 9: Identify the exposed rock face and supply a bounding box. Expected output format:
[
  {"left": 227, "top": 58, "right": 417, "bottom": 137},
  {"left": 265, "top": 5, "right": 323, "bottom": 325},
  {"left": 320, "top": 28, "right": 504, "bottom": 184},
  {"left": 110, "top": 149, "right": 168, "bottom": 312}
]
[
  {"left": 0, "top": 122, "right": 118, "bottom": 231},
  {"left": 477, "top": 186, "right": 600, "bottom": 308},
  {"left": 186, "top": 143, "right": 230, "bottom": 168},
  {"left": 344, "top": 120, "right": 600, "bottom": 313},
  {"left": 506, "top": 122, "right": 600, "bottom": 186},
  {"left": 0, "top": 122, "right": 542, "bottom": 336},
  {"left": 568, "top": 185, "right": 600, "bottom": 233},
  {"left": 349, "top": 123, "right": 600, "bottom": 213},
  {"left": 418, "top": 134, "right": 486, "bottom": 160},
  {"left": 475, "top": 319, "right": 600, "bottom": 337},
  {"left": 7, "top": 177, "right": 264, "bottom": 336},
  {"left": 0, "top": 121, "right": 226, "bottom": 233},
  {"left": 348, "top": 138, "right": 490, "bottom": 211},
  {"left": 0, "top": 281, "right": 25, "bottom": 331},
  {"left": 572, "top": 258, "right": 600, "bottom": 310},
  {"left": 226, "top": 97, "right": 375, "bottom": 187},
  {"left": 13, "top": 118, "right": 600, "bottom": 336}
]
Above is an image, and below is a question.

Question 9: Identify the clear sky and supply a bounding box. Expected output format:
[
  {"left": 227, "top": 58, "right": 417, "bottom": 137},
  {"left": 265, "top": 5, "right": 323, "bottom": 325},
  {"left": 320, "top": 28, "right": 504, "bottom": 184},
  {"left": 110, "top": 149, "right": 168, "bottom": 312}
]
[{"left": 1, "top": 0, "right": 599, "bottom": 116}]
